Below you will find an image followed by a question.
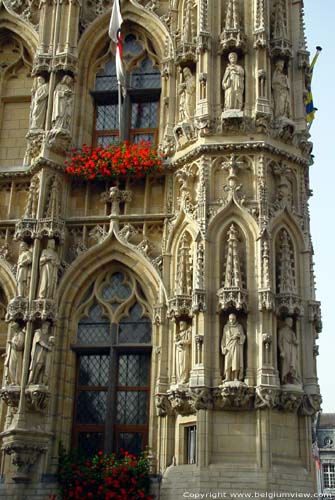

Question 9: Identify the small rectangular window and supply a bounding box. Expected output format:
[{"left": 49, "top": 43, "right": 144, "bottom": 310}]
[
  {"left": 185, "top": 425, "right": 197, "bottom": 464},
  {"left": 323, "top": 463, "right": 335, "bottom": 489}
]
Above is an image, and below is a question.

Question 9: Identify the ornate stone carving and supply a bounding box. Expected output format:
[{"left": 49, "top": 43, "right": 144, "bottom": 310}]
[
  {"left": 219, "top": 0, "right": 246, "bottom": 53},
  {"left": 217, "top": 224, "right": 248, "bottom": 311},
  {"left": 299, "top": 393, "right": 322, "bottom": 416},
  {"left": 4, "top": 323, "right": 25, "bottom": 386},
  {"left": 276, "top": 229, "right": 302, "bottom": 316},
  {"left": 6, "top": 297, "right": 29, "bottom": 322},
  {"left": 16, "top": 242, "right": 32, "bottom": 298},
  {"left": 37, "top": 240, "right": 60, "bottom": 300},
  {"left": 88, "top": 225, "right": 108, "bottom": 244},
  {"left": 175, "top": 0, "right": 197, "bottom": 64},
  {"left": 30, "top": 299, "right": 57, "bottom": 322},
  {"left": 222, "top": 52, "right": 244, "bottom": 116},
  {"left": 24, "top": 175, "right": 39, "bottom": 219},
  {"left": 175, "top": 320, "right": 192, "bottom": 385},
  {"left": 136, "top": 238, "right": 155, "bottom": 257},
  {"left": 25, "top": 386, "right": 50, "bottom": 412},
  {"left": 270, "top": 0, "right": 292, "bottom": 58},
  {"left": 3, "top": 0, "right": 40, "bottom": 27},
  {"left": 255, "top": 387, "right": 279, "bottom": 409},
  {"left": 2, "top": 442, "right": 46, "bottom": 483},
  {"left": 24, "top": 132, "right": 44, "bottom": 166},
  {"left": 178, "top": 67, "right": 196, "bottom": 123},
  {"left": 103, "top": 186, "right": 133, "bottom": 216},
  {"left": 118, "top": 224, "right": 138, "bottom": 243},
  {"left": 176, "top": 233, "right": 193, "bottom": 296},
  {"left": 29, "top": 76, "right": 49, "bottom": 132},
  {"left": 215, "top": 382, "right": 254, "bottom": 410},
  {"left": 259, "top": 238, "right": 275, "bottom": 311},
  {"left": 279, "top": 390, "right": 303, "bottom": 412},
  {"left": 51, "top": 75, "right": 74, "bottom": 133},
  {"left": 221, "top": 313, "right": 245, "bottom": 382},
  {"left": 168, "top": 389, "right": 195, "bottom": 416},
  {"left": 278, "top": 317, "right": 301, "bottom": 386},
  {"left": 272, "top": 60, "right": 291, "bottom": 120},
  {"left": 36, "top": 176, "right": 66, "bottom": 241},
  {"left": 14, "top": 218, "right": 38, "bottom": 241},
  {"left": 0, "top": 386, "right": 20, "bottom": 408},
  {"left": 254, "top": 0, "right": 268, "bottom": 48},
  {"left": 28, "top": 323, "right": 54, "bottom": 386},
  {"left": 155, "top": 393, "right": 172, "bottom": 417},
  {"left": 189, "top": 387, "right": 213, "bottom": 411}
]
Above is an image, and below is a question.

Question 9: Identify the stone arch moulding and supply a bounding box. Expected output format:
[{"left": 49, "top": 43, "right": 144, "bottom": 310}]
[
  {"left": 57, "top": 233, "right": 166, "bottom": 324},
  {"left": 269, "top": 208, "right": 307, "bottom": 253},
  {"left": 78, "top": 2, "right": 173, "bottom": 67},
  {"left": 0, "top": 11, "right": 38, "bottom": 55},
  {"left": 207, "top": 199, "right": 259, "bottom": 245},
  {"left": 165, "top": 214, "right": 199, "bottom": 256},
  {"left": 0, "top": 260, "right": 16, "bottom": 304}
]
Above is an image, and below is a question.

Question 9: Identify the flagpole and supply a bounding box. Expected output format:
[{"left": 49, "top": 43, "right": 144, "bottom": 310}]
[{"left": 118, "top": 81, "right": 122, "bottom": 141}]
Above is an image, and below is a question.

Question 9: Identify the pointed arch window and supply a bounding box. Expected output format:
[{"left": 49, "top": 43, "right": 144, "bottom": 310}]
[
  {"left": 93, "top": 33, "right": 161, "bottom": 146},
  {"left": 72, "top": 269, "right": 152, "bottom": 457}
]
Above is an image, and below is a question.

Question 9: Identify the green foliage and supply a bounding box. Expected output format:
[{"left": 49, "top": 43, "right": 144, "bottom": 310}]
[{"left": 52, "top": 447, "right": 153, "bottom": 500}]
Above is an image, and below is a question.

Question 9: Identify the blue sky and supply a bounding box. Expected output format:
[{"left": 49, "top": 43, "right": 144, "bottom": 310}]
[{"left": 305, "top": 0, "right": 335, "bottom": 412}]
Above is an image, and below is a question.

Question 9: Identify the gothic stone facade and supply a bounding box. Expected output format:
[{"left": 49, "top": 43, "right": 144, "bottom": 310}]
[{"left": 0, "top": 0, "right": 322, "bottom": 498}]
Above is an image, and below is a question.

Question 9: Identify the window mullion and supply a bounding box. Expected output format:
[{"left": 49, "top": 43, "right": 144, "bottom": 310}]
[
  {"left": 105, "top": 323, "right": 118, "bottom": 453},
  {"left": 121, "top": 92, "right": 131, "bottom": 142}
]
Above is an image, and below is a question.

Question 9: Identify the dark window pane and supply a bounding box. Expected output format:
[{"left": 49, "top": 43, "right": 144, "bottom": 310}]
[
  {"left": 118, "top": 354, "right": 150, "bottom": 386},
  {"left": 96, "top": 104, "right": 119, "bottom": 131},
  {"left": 123, "top": 34, "right": 143, "bottom": 56},
  {"left": 132, "top": 133, "right": 155, "bottom": 145},
  {"left": 97, "top": 135, "right": 119, "bottom": 147},
  {"left": 78, "top": 355, "right": 109, "bottom": 386},
  {"left": 117, "top": 432, "right": 143, "bottom": 456},
  {"left": 76, "top": 390, "right": 107, "bottom": 424},
  {"left": 77, "top": 432, "right": 104, "bottom": 457},
  {"left": 101, "top": 272, "right": 132, "bottom": 301},
  {"left": 95, "top": 60, "right": 118, "bottom": 91},
  {"left": 119, "top": 304, "right": 152, "bottom": 343},
  {"left": 78, "top": 304, "right": 110, "bottom": 343},
  {"left": 131, "top": 58, "right": 160, "bottom": 89},
  {"left": 78, "top": 323, "right": 110, "bottom": 343},
  {"left": 131, "top": 101, "right": 159, "bottom": 129},
  {"left": 116, "top": 391, "right": 148, "bottom": 424}
]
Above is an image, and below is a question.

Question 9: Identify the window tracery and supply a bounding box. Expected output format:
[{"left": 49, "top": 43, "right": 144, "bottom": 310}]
[{"left": 73, "top": 268, "right": 152, "bottom": 456}]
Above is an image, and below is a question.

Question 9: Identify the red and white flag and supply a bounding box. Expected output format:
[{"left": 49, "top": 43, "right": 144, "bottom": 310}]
[{"left": 109, "top": 0, "right": 125, "bottom": 88}]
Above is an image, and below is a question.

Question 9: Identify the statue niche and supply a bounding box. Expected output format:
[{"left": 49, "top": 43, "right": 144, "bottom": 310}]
[
  {"left": 222, "top": 52, "right": 245, "bottom": 119},
  {"left": 28, "top": 322, "right": 55, "bottom": 386},
  {"left": 221, "top": 312, "right": 246, "bottom": 382},
  {"left": 278, "top": 317, "right": 301, "bottom": 385},
  {"left": 175, "top": 319, "right": 192, "bottom": 385},
  {"left": 4, "top": 323, "right": 25, "bottom": 386}
]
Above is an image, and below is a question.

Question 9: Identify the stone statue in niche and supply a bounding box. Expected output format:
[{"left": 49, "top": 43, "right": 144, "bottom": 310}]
[
  {"left": 221, "top": 313, "right": 245, "bottom": 382},
  {"left": 28, "top": 322, "right": 55, "bottom": 386},
  {"left": 175, "top": 320, "right": 192, "bottom": 385},
  {"left": 179, "top": 67, "right": 196, "bottom": 123},
  {"left": 272, "top": 60, "right": 290, "bottom": 119},
  {"left": 30, "top": 76, "right": 49, "bottom": 131},
  {"left": 37, "top": 239, "right": 60, "bottom": 300},
  {"left": 4, "top": 323, "right": 25, "bottom": 385},
  {"left": 278, "top": 317, "right": 301, "bottom": 385},
  {"left": 16, "top": 242, "right": 32, "bottom": 297},
  {"left": 51, "top": 75, "right": 74, "bottom": 133},
  {"left": 222, "top": 52, "right": 244, "bottom": 111}
]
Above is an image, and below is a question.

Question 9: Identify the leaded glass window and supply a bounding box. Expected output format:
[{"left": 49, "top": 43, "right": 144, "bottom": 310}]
[
  {"left": 323, "top": 463, "right": 335, "bottom": 489},
  {"left": 72, "top": 269, "right": 152, "bottom": 457},
  {"left": 93, "top": 32, "right": 160, "bottom": 146}
]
